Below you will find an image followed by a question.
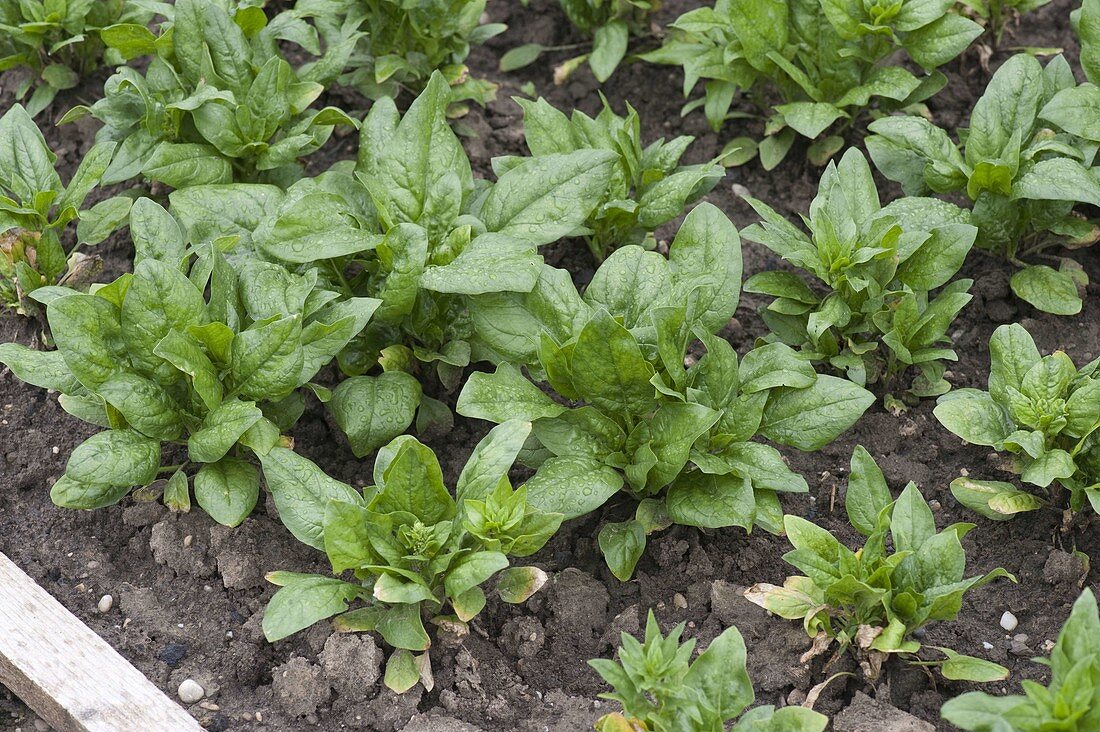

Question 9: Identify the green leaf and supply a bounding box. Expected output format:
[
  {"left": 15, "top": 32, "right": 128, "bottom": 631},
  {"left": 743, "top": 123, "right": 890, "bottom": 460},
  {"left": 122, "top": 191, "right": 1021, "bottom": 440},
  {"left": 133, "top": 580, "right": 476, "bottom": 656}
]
[
  {"left": 100, "top": 23, "right": 157, "bottom": 60},
  {"left": 666, "top": 472, "right": 755, "bottom": 530},
  {"left": 372, "top": 437, "right": 456, "bottom": 525},
  {"left": 188, "top": 399, "right": 264, "bottom": 464},
  {"left": 761, "top": 376, "right": 874, "bottom": 451},
  {"left": 0, "top": 104, "right": 60, "bottom": 203},
  {"left": 456, "top": 420, "right": 532, "bottom": 501},
  {"left": 668, "top": 202, "right": 743, "bottom": 332},
  {"left": 776, "top": 102, "right": 846, "bottom": 139},
  {"left": 570, "top": 309, "right": 657, "bottom": 414},
  {"left": 936, "top": 648, "right": 1009, "bottom": 682},
  {"left": 420, "top": 233, "right": 541, "bottom": 295},
  {"left": 590, "top": 20, "right": 629, "bottom": 82},
  {"left": 97, "top": 373, "right": 182, "bottom": 441},
  {"left": 846, "top": 446, "right": 893, "bottom": 536},
  {"left": 950, "top": 477, "right": 1043, "bottom": 520},
  {"left": 523, "top": 455, "right": 623, "bottom": 519},
  {"left": 683, "top": 624, "right": 754, "bottom": 720},
  {"left": 194, "top": 457, "right": 260, "bottom": 527},
  {"left": 66, "top": 430, "right": 160, "bottom": 489},
  {"left": 933, "top": 391, "right": 1014, "bottom": 446},
  {"left": 891, "top": 483, "right": 936, "bottom": 554},
  {"left": 262, "top": 574, "right": 362, "bottom": 641},
  {"left": 0, "top": 343, "right": 81, "bottom": 394},
  {"left": 1010, "top": 265, "right": 1083, "bottom": 316},
  {"left": 384, "top": 650, "right": 420, "bottom": 694},
  {"left": 496, "top": 566, "right": 549, "bottom": 603},
  {"left": 480, "top": 150, "right": 617, "bottom": 246},
  {"left": 230, "top": 316, "right": 304, "bottom": 400},
  {"left": 500, "top": 43, "right": 544, "bottom": 72},
  {"left": 583, "top": 246, "right": 671, "bottom": 329},
  {"left": 457, "top": 364, "right": 567, "bottom": 423},
  {"left": 259, "top": 447, "right": 362, "bottom": 550},
  {"left": 598, "top": 520, "right": 646, "bottom": 581},
  {"left": 47, "top": 294, "right": 126, "bottom": 390},
  {"left": 330, "top": 372, "right": 421, "bottom": 458},
  {"left": 142, "top": 143, "right": 233, "bottom": 188},
  {"left": 50, "top": 476, "right": 131, "bottom": 510}
]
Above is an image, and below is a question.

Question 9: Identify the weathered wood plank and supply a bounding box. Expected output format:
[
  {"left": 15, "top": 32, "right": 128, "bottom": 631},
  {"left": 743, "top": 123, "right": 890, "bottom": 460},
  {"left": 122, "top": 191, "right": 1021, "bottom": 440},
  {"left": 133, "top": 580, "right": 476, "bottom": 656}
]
[{"left": 0, "top": 551, "right": 202, "bottom": 732}]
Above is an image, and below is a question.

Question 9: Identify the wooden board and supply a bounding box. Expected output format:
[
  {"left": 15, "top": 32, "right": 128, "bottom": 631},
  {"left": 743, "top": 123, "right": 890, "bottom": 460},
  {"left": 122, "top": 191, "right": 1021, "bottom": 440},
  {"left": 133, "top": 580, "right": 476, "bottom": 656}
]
[{"left": 0, "top": 551, "right": 203, "bottom": 732}]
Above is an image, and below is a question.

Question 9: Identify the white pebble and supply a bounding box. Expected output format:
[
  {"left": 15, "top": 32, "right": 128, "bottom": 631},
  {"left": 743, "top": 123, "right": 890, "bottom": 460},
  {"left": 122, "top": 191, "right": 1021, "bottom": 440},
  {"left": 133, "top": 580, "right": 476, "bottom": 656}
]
[
  {"left": 1000, "top": 611, "right": 1018, "bottom": 631},
  {"left": 97, "top": 595, "right": 113, "bottom": 613},
  {"left": 982, "top": 641, "right": 994, "bottom": 650},
  {"left": 178, "top": 679, "right": 204, "bottom": 704}
]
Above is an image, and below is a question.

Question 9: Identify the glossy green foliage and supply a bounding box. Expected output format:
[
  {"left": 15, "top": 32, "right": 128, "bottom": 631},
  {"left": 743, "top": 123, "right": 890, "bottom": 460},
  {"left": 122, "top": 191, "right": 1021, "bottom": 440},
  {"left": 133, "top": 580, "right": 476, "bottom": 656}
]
[
  {"left": 198, "top": 72, "right": 617, "bottom": 453},
  {"left": 747, "top": 446, "right": 1014, "bottom": 682},
  {"left": 641, "top": 0, "right": 982, "bottom": 168},
  {"left": 0, "top": 0, "right": 153, "bottom": 116},
  {"left": 590, "top": 611, "right": 828, "bottom": 732},
  {"left": 934, "top": 324, "right": 1100, "bottom": 518},
  {"left": 0, "top": 197, "right": 380, "bottom": 525},
  {"left": 0, "top": 104, "right": 126, "bottom": 314},
  {"left": 744, "top": 149, "right": 977, "bottom": 404},
  {"left": 942, "top": 588, "right": 1100, "bottom": 731},
  {"left": 301, "top": 0, "right": 505, "bottom": 104},
  {"left": 62, "top": 0, "right": 357, "bottom": 188},
  {"left": 458, "top": 204, "right": 874, "bottom": 580},
  {"left": 506, "top": 95, "right": 724, "bottom": 261},
  {"left": 261, "top": 422, "right": 560, "bottom": 692},
  {"left": 867, "top": 54, "right": 1099, "bottom": 315}
]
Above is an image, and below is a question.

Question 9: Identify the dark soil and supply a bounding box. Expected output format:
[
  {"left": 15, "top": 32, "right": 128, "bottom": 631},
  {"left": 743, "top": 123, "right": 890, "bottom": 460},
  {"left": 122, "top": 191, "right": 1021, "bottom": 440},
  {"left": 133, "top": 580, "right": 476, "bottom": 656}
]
[{"left": 1, "top": 1, "right": 1098, "bottom": 730}]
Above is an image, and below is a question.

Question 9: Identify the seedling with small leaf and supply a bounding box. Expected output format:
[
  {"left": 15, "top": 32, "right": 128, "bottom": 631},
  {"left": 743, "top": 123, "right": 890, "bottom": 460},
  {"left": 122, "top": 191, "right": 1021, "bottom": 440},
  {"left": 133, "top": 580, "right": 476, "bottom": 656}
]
[
  {"left": 743, "top": 148, "right": 978, "bottom": 406},
  {"left": 302, "top": 0, "right": 505, "bottom": 106},
  {"left": 746, "top": 446, "right": 1015, "bottom": 682},
  {"left": 261, "top": 422, "right": 561, "bottom": 693},
  {"left": 934, "top": 323, "right": 1100, "bottom": 519},
  {"left": 502, "top": 0, "right": 654, "bottom": 83},
  {"left": 867, "top": 53, "right": 1099, "bottom": 316},
  {"left": 0, "top": 104, "right": 131, "bottom": 315},
  {"left": 959, "top": 0, "right": 1053, "bottom": 46},
  {"left": 0, "top": 0, "right": 153, "bottom": 116},
  {"left": 590, "top": 610, "right": 828, "bottom": 731},
  {"left": 458, "top": 204, "right": 874, "bottom": 581},
  {"left": 504, "top": 95, "right": 724, "bottom": 262},
  {"left": 641, "top": 0, "right": 982, "bottom": 169},
  {"left": 218, "top": 71, "right": 618, "bottom": 455},
  {"left": 0, "top": 197, "right": 380, "bottom": 525},
  {"left": 61, "top": 0, "right": 357, "bottom": 189},
  {"left": 942, "top": 588, "right": 1100, "bottom": 731}
]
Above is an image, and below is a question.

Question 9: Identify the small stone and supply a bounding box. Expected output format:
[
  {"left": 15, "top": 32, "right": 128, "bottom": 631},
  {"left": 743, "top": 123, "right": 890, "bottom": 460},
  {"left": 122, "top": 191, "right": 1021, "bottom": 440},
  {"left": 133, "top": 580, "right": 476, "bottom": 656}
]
[
  {"left": 672, "top": 593, "right": 688, "bottom": 609},
  {"left": 178, "top": 679, "right": 204, "bottom": 704},
  {"left": 1000, "top": 611, "right": 1018, "bottom": 631},
  {"left": 97, "top": 595, "right": 113, "bottom": 613},
  {"left": 183, "top": 535, "right": 193, "bottom": 548},
  {"left": 982, "top": 641, "right": 994, "bottom": 650},
  {"left": 928, "top": 500, "right": 942, "bottom": 512}
]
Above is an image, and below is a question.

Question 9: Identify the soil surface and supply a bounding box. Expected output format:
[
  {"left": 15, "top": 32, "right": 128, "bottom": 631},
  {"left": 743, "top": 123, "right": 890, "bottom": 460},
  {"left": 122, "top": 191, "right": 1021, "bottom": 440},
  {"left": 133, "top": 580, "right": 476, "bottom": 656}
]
[{"left": 1, "top": 1, "right": 1098, "bottom": 730}]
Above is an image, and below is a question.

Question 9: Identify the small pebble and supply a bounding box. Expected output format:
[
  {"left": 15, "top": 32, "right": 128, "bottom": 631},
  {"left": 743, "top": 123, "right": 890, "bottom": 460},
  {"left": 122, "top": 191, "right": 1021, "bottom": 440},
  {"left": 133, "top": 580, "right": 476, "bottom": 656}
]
[
  {"left": 183, "top": 535, "right": 193, "bottom": 548},
  {"left": 982, "top": 641, "right": 994, "bottom": 650},
  {"left": 178, "top": 679, "right": 204, "bottom": 704},
  {"left": 97, "top": 595, "right": 113, "bottom": 613},
  {"left": 672, "top": 593, "right": 688, "bottom": 609},
  {"left": 1000, "top": 611, "right": 1018, "bottom": 631}
]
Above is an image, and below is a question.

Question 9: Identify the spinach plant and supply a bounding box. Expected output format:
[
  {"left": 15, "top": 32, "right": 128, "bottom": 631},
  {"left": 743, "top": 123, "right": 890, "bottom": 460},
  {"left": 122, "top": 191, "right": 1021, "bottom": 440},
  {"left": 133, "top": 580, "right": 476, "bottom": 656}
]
[
  {"left": 505, "top": 96, "right": 724, "bottom": 262},
  {"left": 867, "top": 54, "right": 1100, "bottom": 316},
  {"left": 746, "top": 446, "right": 1014, "bottom": 682},
  {"left": 261, "top": 421, "right": 561, "bottom": 693},
  {"left": 0, "top": 0, "right": 153, "bottom": 116},
  {"left": 959, "top": 0, "right": 1053, "bottom": 46},
  {"left": 934, "top": 324, "right": 1100, "bottom": 519},
  {"left": 301, "top": 0, "right": 505, "bottom": 105},
  {"left": 941, "top": 588, "right": 1100, "bottom": 731},
  {"left": 0, "top": 197, "right": 380, "bottom": 526},
  {"left": 226, "top": 71, "right": 617, "bottom": 457},
  {"left": 61, "top": 0, "right": 356, "bottom": 189},
  {"left": 640, "top": 0, "right": 982, "bottom": 169},
  {"left": 590, "top": 610, "right": 828, "bottom": 732},
  {"left": 1076, "top": 0, "right": 1100, "bottom": 85},
  {"left": 458, "top": 204, "right": 874, "bottom": 581},
  {"left": 503, "top": 0, "right": 654, "bottom": 83},
  {"left": 0, "top": 104, "right": 130, "bottom": 314},
  {"left": 743, "top": 148, "right": 978, "bottom": 406}
]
